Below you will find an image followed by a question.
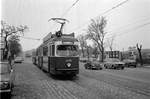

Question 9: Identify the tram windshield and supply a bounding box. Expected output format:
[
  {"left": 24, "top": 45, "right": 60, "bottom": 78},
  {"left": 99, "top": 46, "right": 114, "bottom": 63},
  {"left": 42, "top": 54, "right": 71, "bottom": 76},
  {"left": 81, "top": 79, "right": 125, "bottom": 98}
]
[{"left": 56, "top": 45, "right": 78, "bottom": 56}]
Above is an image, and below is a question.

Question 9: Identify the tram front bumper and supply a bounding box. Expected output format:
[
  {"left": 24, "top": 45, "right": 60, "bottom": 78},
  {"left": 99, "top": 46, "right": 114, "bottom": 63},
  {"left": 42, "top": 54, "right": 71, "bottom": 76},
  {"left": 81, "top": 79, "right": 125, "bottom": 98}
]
[{"left": 55, "top": 68, "right": 79, "bottom": 75}]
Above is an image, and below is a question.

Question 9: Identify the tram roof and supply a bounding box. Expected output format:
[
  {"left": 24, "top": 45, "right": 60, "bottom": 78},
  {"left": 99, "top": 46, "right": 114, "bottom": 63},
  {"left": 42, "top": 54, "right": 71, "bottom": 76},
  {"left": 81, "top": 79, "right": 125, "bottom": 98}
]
[
  {"left": 37, "top": 36, "right": 78, "bottom": 49},
  {"left": 43, "top": 33, "right": 78, "bottom": 43},
  {"left": 52, "top": 36, "right": 78, "bottom": 42}
]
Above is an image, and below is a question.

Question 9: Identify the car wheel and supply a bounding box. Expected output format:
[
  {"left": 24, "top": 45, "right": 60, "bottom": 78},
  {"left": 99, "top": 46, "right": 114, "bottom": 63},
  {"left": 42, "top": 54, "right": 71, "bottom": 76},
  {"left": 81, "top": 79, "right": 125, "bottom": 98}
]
[
  {"left": 134, "top": 65, "right": 136, "bottom": 68},
  {"left": 121, "top": 67, "right": 124, "bottom": 70},
  {"left": 104, "top": 64, "right": 106, "bottom": 67},
  {"left": 111, "top": 65, "right": 114, "bottom": 69},
  {"left": 105, "top": 65, "right": 107, "bottom": 69}
]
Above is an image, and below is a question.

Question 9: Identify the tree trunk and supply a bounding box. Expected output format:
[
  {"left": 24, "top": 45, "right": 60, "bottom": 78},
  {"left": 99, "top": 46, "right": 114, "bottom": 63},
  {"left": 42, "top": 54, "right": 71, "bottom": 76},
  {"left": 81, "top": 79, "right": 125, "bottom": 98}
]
[
  {"left": 95, "top": 51, "right": 98, "bottom": 58},
  {"left": 3, "top": 37, "right": 8, "bottom": 60},
  {"left": 81, "top": 47, "right": 84, "bottom": 57},
  {"left": 87, "top": 47, "right": 90, "bottom": 61},
  {"left": 98, "top": 44, "right": 102, "bottom": 62},
  {"left": 138, "top": 49, "right": 143, "bottom": 65},
  {"left": 136, "top": 44, "right": 143, "bottom": 66},
  {"left": 101, "top": 46, "right": 104, "bottom": 62}
]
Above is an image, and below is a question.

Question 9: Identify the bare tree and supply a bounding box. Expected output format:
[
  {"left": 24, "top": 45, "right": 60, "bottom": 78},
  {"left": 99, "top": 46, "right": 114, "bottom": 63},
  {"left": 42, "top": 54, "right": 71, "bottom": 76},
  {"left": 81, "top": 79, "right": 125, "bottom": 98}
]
[
  {"left": 92, "top": 42, "right": 98, "bottom": 58},
  {"left": 87, "top": 16, "right": 107, "bottom": 62},
  {"left": 1, "top": 21, "right": 28, "bottom": 59},
  {"left": 107, "top": 35, "right": 115, "bottom": 52},
  {"left": 136, "top": 43, "right": 143, "bottom": 65},
  {"left": 8, "top": 35, "right": 22, "bottom": 59},
  {"left": 77, "top": 34, "right": 87, "bottom": 57}
]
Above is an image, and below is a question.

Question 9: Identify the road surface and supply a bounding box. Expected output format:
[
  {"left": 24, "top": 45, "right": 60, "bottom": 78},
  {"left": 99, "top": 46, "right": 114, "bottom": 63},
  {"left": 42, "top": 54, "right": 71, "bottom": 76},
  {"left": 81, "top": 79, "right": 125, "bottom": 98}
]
[{"left": 10, "top": 58, "right": 150, "bottom": 99}]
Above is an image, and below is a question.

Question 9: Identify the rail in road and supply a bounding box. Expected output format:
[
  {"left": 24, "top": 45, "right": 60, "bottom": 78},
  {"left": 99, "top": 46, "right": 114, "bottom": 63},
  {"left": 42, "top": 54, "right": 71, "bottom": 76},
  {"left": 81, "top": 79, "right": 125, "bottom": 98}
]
[{"left": 11, "top": 59, "right": 150, "bottom": 99}]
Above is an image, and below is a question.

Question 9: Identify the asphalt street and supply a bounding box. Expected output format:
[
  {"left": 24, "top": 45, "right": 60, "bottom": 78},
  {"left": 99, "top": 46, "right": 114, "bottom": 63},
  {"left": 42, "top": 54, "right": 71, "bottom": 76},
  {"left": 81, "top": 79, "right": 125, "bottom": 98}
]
[{"left": 10, "top": 58, "right": 150, "bottom": 99}]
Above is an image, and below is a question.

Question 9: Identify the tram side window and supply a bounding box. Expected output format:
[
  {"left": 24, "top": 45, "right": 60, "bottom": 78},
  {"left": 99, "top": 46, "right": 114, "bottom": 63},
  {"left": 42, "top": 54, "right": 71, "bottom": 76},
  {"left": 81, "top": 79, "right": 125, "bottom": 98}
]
[
  {"left": 52, "top": 45, "right": 55, "bottom": 56},
  {"left": 36, "top": 49, "right": 38, "bottom": 56},
  {"left": 37, "top": 49, "right": 40, "bottom": 56},
  {"left": 49, "top": 45, "right": 52, "bottom": 56},
  {"left": 43, "top": 46, "right": 48, "bottom": 56}
]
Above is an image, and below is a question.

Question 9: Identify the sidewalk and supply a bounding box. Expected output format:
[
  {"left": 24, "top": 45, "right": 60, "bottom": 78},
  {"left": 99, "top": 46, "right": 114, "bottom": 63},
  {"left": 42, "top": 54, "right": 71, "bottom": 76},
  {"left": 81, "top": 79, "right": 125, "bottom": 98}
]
[{"left": 11, "top": 61, "right": 48, "bottom": 99}]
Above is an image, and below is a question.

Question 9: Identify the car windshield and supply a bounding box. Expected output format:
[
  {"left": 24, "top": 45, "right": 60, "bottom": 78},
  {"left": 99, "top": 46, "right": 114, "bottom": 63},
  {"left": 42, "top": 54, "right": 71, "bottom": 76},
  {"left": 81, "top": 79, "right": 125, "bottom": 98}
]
[
  {"left": 0, "top": 65, "right": 10, "bottom": 74},
  {"left": 56, "top": 45, "right": 78, "bottom": 56}
]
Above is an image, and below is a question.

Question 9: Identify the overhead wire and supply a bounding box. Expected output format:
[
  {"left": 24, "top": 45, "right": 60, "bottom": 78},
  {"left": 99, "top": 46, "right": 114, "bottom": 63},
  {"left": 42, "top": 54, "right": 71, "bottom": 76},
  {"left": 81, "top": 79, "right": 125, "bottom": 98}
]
[
  {"left": 31, "top": 0, "right": 129, "bottom": 41},
  {"left": 20, "top": 0, "right": 146, "bottom": 42},
  {"left": 40, "top": 0, "right": 80, "bottom": 40},
  {"left": 97, "top": 0, "right": 130, "bottom": 17},
  {"left": 20, "top": 0, "right": 80, "bottom": 41},
  {"left": 105, "top": 16, "right": 150, "bottom": 38},
  {"left": 68, "top": 0, "right": 130, "bottom": 33},
  {"left": 66, "top": 0, "right": 150, "bottom": 42},
  {"left": 61, "top": 0, "right": 80, "bottom": 18},
  {"left": 114, "top": 22, "right": 150, "bottom": 37},
  {"left": 105, "top": 21, "right": 150, "bottom": 40}
]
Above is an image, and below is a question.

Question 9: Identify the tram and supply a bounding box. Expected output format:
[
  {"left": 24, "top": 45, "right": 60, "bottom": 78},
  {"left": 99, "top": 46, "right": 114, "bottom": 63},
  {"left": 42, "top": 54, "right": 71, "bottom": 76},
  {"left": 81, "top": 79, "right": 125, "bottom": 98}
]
[{"left": 32, "top": 18, "right": 79, "bottom": 76}]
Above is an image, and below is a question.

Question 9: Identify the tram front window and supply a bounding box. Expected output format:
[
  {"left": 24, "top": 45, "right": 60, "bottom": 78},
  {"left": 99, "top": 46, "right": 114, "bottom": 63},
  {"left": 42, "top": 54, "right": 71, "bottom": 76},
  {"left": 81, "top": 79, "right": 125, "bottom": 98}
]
[{"left": 56, "top": 45, "right": 78, "bottom": 56}]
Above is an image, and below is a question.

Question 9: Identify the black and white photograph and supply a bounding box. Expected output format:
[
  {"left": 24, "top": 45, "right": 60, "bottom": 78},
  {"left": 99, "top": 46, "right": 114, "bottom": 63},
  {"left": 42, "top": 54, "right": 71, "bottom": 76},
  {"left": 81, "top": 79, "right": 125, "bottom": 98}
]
[{"left": 0, "top": 0, "right": 150, "bottom": 99}]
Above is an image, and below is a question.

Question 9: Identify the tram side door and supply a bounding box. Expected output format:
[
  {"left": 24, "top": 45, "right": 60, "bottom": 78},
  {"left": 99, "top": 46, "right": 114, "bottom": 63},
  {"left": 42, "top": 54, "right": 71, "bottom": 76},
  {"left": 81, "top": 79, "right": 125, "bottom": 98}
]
[
  {"left": 42, "top": 46, "right": 49, "bottom": 72},
  {"left": 49, "top": 45, "right": 55, "bottom": 74}
]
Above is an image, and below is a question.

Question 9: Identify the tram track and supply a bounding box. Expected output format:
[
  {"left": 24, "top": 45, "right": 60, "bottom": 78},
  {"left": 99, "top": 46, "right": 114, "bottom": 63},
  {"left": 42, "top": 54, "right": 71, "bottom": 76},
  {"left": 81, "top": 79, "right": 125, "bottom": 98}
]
[
  {"left": 12, "top": 60, "right": 150, "bottom": 99},
  {"left": 80, "top": 69, "right": 150, "bottom": 98},
  {"left": 37, "top": 62, "right": 150, "bottom": 98}
]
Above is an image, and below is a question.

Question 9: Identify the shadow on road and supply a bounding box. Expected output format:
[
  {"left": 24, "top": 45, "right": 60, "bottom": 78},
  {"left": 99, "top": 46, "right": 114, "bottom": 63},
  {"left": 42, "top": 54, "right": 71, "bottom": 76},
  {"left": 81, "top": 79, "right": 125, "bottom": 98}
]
[{"left": 47, "top": 73, "right": 79, "bottom": 81}]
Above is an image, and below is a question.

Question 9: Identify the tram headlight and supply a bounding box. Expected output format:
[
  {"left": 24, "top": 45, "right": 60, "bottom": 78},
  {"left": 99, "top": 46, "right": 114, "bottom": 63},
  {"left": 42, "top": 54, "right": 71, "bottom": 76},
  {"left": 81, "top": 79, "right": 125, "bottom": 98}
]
[{"left": 67, "top": 63, "right": 71, "bottom": 67}]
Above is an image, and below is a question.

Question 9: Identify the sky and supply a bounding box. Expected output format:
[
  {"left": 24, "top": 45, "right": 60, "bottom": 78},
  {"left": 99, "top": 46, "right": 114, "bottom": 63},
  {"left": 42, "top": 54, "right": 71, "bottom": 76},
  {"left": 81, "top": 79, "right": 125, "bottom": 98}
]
[{"left": 1, "top": 0, "right": 150, "bottom": 51}]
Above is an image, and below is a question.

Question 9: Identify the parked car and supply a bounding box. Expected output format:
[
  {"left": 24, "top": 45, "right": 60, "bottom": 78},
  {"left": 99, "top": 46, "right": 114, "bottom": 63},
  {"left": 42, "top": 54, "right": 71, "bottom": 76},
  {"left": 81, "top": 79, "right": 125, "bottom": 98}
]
[
  {"left": 14, "top": 57, "right": 23, "bottom": 63},
  {"left": 0, "top": 61, "right": 15, "bottom": 97},
  {"left": 104, "top": 58, "right": 125, "bottom": 69},
  {"left": 84, "top": 61, "right": 103, "bottom": 70},
  {"left": 80, "top": 58, "right": 88, "bottom": 63},
  {"left": 123, "top": 59, "right": 137, "bottom": 68}
]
